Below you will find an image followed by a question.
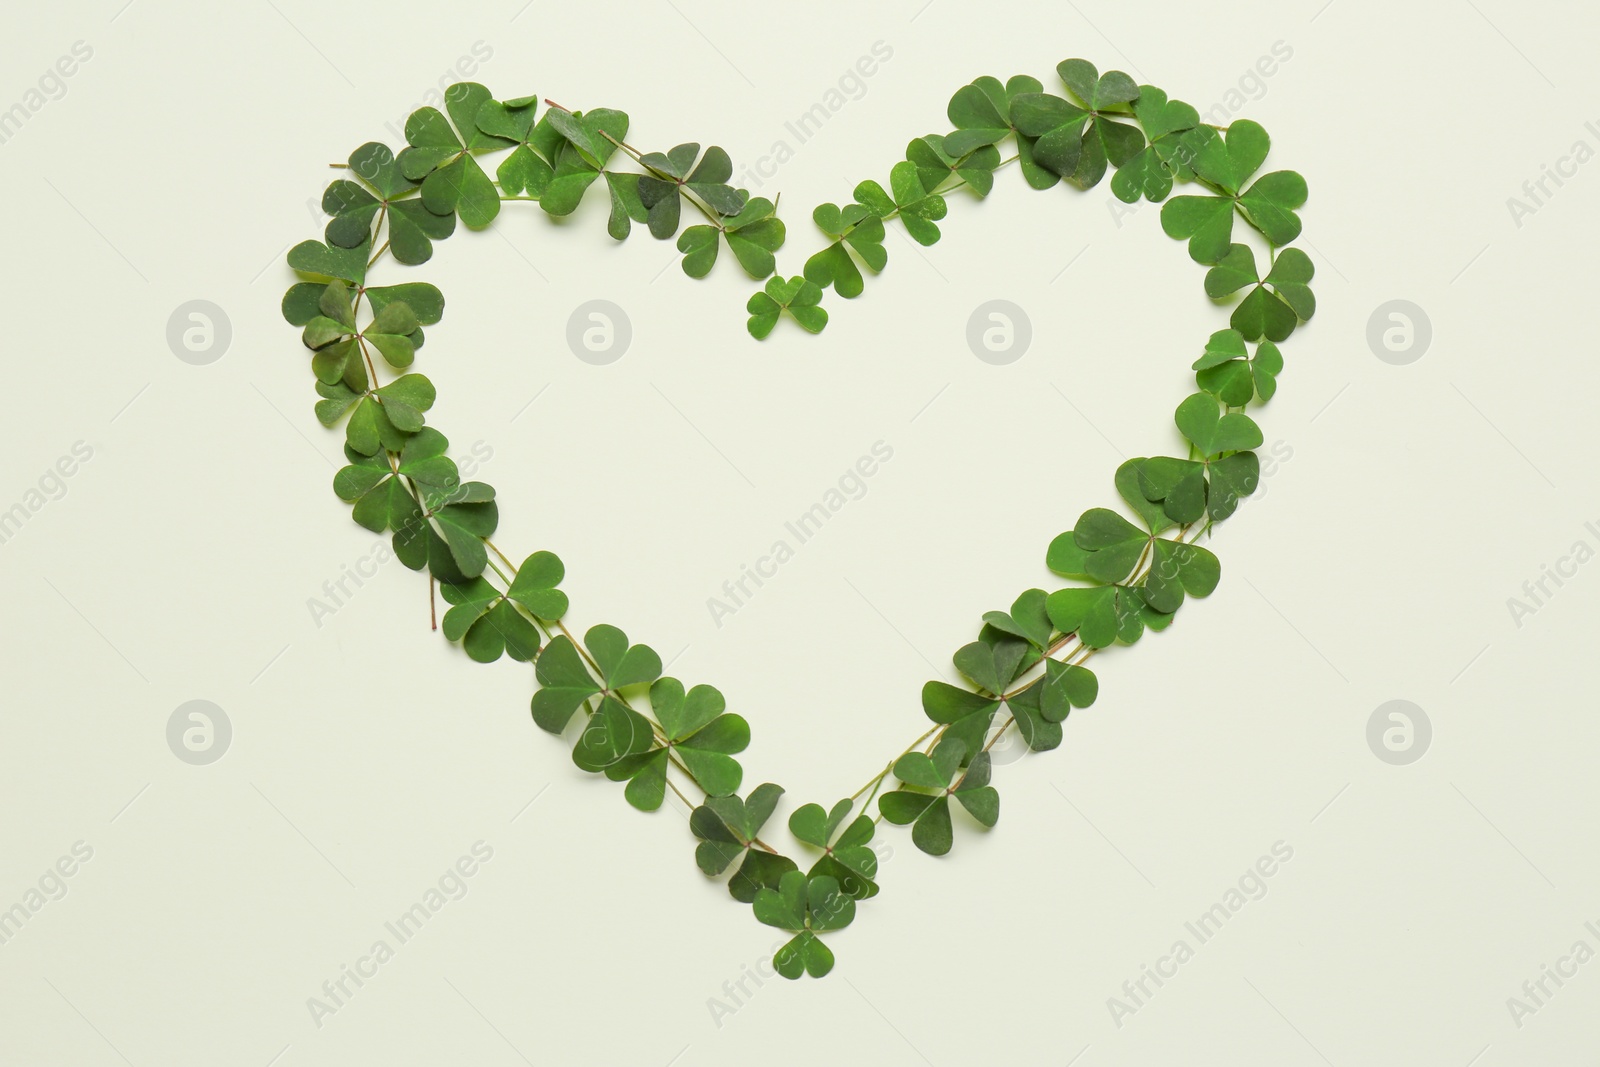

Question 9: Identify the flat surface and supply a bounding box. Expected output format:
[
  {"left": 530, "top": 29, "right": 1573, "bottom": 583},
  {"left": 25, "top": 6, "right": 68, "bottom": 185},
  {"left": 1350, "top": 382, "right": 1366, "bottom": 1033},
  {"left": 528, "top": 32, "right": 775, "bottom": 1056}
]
[{"left": 1, "top": 1, "right": 1596, "bottom": 1064}]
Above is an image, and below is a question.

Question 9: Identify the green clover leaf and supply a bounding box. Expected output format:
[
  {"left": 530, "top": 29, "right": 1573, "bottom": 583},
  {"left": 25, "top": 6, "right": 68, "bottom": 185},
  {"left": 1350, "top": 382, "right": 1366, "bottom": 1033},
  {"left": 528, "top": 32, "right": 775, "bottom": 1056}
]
[
  {"left": 362, "top": 298, "right": 425, "bottom": 370},
  {"left": 746, "top": 275, "right": 828, "bottom": 338},
  {"left": 878, "top": 739, "right": 999, "bottom": 856},
  {"left": 905, "top": 135, "right": 1002, "bottom": 198},
  {"left": 753, "top": 871, "right": 856, "bottom": 978},
  {"left": 1072, "top": 507, "right": 1154, "bottom": 585},
  {"left": 802, "top": 203, "right": 887, "bottom": 298},
  {"left": 981, "top": 588, "right": 1055, "bottom": 650},
  {"left": 1140, "top": 539, "right": 1221, "bottom": 614},
  {"left": 1174, "top": 392, "right": 1264, "bottom": 458},
  {"left": 606, "top": 677, "right": 750, "bottom": 810},
  {"left": 1011, "top": 59, "right": 1144, "bottom": 190},
  {"left": 690, "top": 783, "right": 797, "bottom": 903},
  {"left": 527, "top": 106, "right": 630, "bottom": 218},
  {"left": 572, "top": 694, "right": 656, "bottom": 774},
  {"left": 920, "top": 678, "right": 1000, "bottom": 769},
  {"left": 1110, "top": 85, "right": 1201, "bottom": 204},
  {"left": 323, "top": 142, "right": 458, "bottom": 266},
  {"left": 676, "top": 195, "right": 786, "bottom": 279},
  {"left": 634, "top": 143, "right": 748, "bottom": 240},
  {"left": 1044, "top": 584, "right": 1148, "bottom": 649},
  {"left": 789, "top": 799, "right": 879, "bottom": 900},
  {"left": 506, "top": 550, "right": 568, "bottom": 621},
  {"left": 856, "top": 161, "right": 949, "bottom": 246},
  {"left": 1135, "top": 451, "right": 1261, "bottom": 525},
  {"left": 1159, "top": 120, "right": 1309, "bottom": 263},
  {"left": 1193, "top": 329, "right": 1284, "bottom": 406},
  {"left": 394, "top": 83, "right": 516, "bottom": 230},
  {"left": 529, "top": 635, "right": 601, "bottom": 733},
  {"left": 439, "top": 576, "right": 542, "bottom": 664}
]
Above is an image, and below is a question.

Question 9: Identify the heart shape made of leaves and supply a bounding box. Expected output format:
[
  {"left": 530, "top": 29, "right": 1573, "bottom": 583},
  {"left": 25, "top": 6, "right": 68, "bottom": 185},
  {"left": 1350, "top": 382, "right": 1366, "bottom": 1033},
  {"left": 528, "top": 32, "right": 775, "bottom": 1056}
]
[{"left": 281, "top": 56, "right": 1314, "bottom": 980}]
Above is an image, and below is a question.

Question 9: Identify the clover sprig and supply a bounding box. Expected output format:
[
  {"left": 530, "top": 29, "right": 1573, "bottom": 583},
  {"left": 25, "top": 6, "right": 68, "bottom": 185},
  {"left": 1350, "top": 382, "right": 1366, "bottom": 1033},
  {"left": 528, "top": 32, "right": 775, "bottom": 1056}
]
[{"left": 282, "top": 58, "right": 1312, "bottom": 979}]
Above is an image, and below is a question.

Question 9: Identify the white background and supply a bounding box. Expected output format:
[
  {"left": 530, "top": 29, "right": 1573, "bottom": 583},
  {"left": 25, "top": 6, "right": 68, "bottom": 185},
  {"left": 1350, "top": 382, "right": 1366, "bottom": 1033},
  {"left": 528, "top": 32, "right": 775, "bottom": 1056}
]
[{"left": 2, "top": 1, "right": 1597, "bottom": 1064}]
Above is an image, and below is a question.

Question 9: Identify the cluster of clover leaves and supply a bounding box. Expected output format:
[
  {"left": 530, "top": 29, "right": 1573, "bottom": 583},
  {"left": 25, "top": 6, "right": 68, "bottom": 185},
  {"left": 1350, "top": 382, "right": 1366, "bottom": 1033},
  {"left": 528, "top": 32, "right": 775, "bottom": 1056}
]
[{"left": 280, "top": 60, "right": 1312, "bottom": 980}]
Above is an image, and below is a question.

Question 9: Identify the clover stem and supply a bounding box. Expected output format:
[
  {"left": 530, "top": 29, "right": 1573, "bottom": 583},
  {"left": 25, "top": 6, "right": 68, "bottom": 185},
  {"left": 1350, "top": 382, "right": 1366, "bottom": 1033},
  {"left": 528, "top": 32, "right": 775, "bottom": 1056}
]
[
  {"left": 664, "top": 775, "right": 697, "bottom": 811},
  {"left": 484, "top": 537, "right": 517, "bottom": 573}
]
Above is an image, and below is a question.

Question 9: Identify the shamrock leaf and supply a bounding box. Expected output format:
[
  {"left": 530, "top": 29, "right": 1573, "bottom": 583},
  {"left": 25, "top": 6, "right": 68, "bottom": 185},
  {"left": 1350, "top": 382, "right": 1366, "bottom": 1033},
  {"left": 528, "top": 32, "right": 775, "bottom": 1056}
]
[
  {"left": 746, "top": 275, "right": 828, "bottom": 338},
  {"left": 981, "top": 588, "right": 1054, "bottom": 650},
  {"left": 1264, "top": 247, "right": 1316, "bottom": 320},
  {"left": 1045, "top": 584, "right": 1148, "bottom": 649},
  {"left": 1072, "top": 508, "right": 1154, "bottom": 585},
  {"left": 1115, "top": 457, "right": 1178, "bottom": 535},
  {"left": 439, "top": 576, "right": 542, "bottom": 664},
  {"left": 1135, "top": 451, "right": 1261, "bottom": 525},
  {"left": 606, "top": 677, "right": 749, "bottom": 810},
  {"left": 529, "top": 635, "right": 601, "bottom": 733},
  {"left": 1204, "top": 244, "right": 1261, "bottom": 298},
  {"left": 367, "top": 282, "right": 444, "bottom": 326},
  {"left": 879, "top": 739, "right": 998, "bottom": 856},
  {"left": 300, "top": 282, "right": 364, "bottom": 390},
  {"left": 475, "top": 95, "right": 555, "bottom": 201},
  {"left": 342, "top": 394, "right": 407, "bottom": 457},
  {"left": 362, "top": 299, "right": 425, "bottom": 370},
  {"left": 333, "top": 446, "right": 411, "bottom": 534},
  {"left": 789, "top": 799, "right": 879, "bottom": 900},
  {"left": 1110, "top": 85, "right": 1201, "bottom": 204},
  {"left": 361, "top": 429, "right": 487, "bottom": 580},
  {"left": 1238, "top": 170, "right": 1308, "bottom": 245},
  {"left": 752, "top": 871, "right": 856, "bottom": 979},
  {"left": 856, "top": 162, "right": 949, "bottom": 246},
  {"left": 1186, "top": 118, "right": 1266, "bottom": 190},
  {"left": 952, "top": 635, "right": 1037, "bottom": 700},
  {"left": 372, "top": 373, "right": 435, "bottom": 433},
  {"left": 944, "top": 75, "right": 1043, "bottom": 155},
  {"left": 287, "top": 236, "right": 369, "bottom": 286},
  {"left": 1193, "top": 329, "right": 1284, "bottom": 406},
  {"left": 691, "top": 783, "right": 797, "bottom": 903},
  {"left": 932, "top": 632, "right": 1037, "bottom": 760},
  {"left": 533, "top": 632, "right": 650, "bottom": 760},
  {"left": 1160, "top": 121, "right": 1308, "bottom": 263},
  {"left": 1203, "top": 245, "right": 1314, "bottom": 342},
  {"left": 527, "top": 107, "right": 630, "bottom": 218},
  {"left": 635, "top": 143, "right": 748, "bottom": 240},
  {"left": 582, "top": 623, "right": 663, "bottom": 690},
  {"left": 1011, "top": 59, "right": 1143, "bottom": 190},
  {"left": 394, "top": 83, "right": 516, "bottom": 230},
  {"left": 323, "top": 142, "right": 458, "bottom": 266},
  {"left": 920, "top": 678, "right": 999, "bottom": 769},
  {"left": 1005, "top": 676, "right": 1062, "bottom": 753},
  {"left": 428, "top": 493, "right": 498, "bottom": 582},
  {"left": 572, "top": 694, "right": 656, "bottom": 773},
  {"left": 802, "top": 203, "right": 886, "bottom": 298},
  {"left": 1174, "top": 392, "right": 1264, "bottom": 458},
  {"left": 1040, "top": 658, "right": 1098, "bottom": 722},
  {"left": 603, "top": 172, "right": 649, "bottom": 240},
  {"left": 1009, "top": 92, "right": 1088, "bottom": 180},
  {"left": 905, "top": 135, "right": 1002, "bottom": 198},
  {"left": 1140, "top": 539, "right": 1221, "bottom": 614},
  {"left": 543, "top": 105, "right": 628, "bottom": 169},
  {"left": 506, "top": 550, "right": 568, "bottom": 621},
  {"left": 394, "top": 427, "right": 460, "bottom": 492},
  {"left": 676, "top": 195, "right": 786, "bottom": 279}
]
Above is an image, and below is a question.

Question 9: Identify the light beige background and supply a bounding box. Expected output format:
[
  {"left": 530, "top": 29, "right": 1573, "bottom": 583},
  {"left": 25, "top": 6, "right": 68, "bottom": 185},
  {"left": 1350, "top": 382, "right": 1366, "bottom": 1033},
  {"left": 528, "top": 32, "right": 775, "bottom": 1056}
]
[{"left": 2, "top": 0, "right": 1596, "bottom": 1064}]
